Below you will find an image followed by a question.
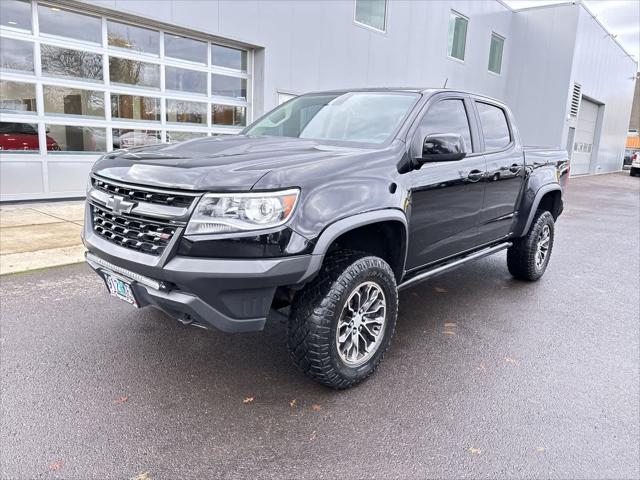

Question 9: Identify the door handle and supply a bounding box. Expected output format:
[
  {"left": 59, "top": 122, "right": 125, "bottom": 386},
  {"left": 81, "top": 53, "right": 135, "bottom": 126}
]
[
  {"left": 465, "top": 169, "right": 483, "bottom": 182},
  {"left": 509, "top": 163, "right": 521, "bottom": 173}
]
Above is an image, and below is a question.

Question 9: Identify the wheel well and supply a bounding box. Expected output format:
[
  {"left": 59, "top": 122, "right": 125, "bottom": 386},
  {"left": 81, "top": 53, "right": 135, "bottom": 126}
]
[
  {"left": 326, "top": 221, "right": 406, "bottom": 282},
  {"left": 537, "top": 190, "right": 562, "bottom": 219}
]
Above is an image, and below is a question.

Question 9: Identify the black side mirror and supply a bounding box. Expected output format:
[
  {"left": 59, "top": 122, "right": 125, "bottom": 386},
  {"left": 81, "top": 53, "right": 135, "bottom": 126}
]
[{"left": 419, "top": 133, "right": 467, "bottom": 163}]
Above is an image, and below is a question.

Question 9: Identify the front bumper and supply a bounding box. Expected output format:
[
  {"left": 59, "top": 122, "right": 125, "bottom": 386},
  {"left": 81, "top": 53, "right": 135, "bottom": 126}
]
[{"left": 82, "top": 206, "right": 316, "bottom": 333}]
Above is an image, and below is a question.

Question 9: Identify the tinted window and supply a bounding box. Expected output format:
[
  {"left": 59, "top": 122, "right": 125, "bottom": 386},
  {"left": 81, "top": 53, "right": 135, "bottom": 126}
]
[
  {"left": 109, "top": 57, "right": 160, "bottom": 89},
  {"left": 44, "top": 85, "right": 105, "bottom": 118},
  {"left": 0, "top": 81, "right": 36, "bottom": 114},
  {"left": 164, "top": 34, "right": 206, "bottom": 63},
  {"left": 165, "top": 67, "right": 207, "bottom": 95},
  {"left": 418, "top": 99, "right": 472, "bottom": 153},
  {"left": 108, "top": 20, "right": 159, "bottom": 54},
  {"left": 1, "top": 0, "right": 32, "bottom": 31},
  {"left": 38, "top": 5, "right": 101, "bottom": 43},
  {"left": 212, "top": 45, "right": 247, "bottom": 71},
  {"left": 477, "top": 102, "right": 511, "bottom": 151},
  {"left": 41, "top": 45, "right": 103, "bottom": 81},
  {"left": 0, "top": 37, "right": 34, "bottom": 72}
]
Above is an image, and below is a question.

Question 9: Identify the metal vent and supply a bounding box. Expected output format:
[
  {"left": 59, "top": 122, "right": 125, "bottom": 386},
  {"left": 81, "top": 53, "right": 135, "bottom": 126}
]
[{"left": 569, "top": 83, "right": 582, "bottom": 118}]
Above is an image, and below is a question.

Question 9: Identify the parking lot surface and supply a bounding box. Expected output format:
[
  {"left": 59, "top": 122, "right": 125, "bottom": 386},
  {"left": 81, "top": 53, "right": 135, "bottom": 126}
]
[{"left": 1, "top": 172, "right": 639, "bottom": 479}]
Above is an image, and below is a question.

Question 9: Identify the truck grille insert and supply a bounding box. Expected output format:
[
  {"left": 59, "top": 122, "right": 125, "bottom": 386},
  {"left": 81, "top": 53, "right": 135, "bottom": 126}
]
[
  {"left": 91, "top": 177, "right": 195, "bottom": 208},
  {"left": 92, "top": 204, "right": 177, "bottom": 256}
]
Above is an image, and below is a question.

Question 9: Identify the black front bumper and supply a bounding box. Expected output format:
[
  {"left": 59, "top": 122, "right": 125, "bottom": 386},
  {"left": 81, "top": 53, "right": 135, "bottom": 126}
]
[{"left": 82, "top": 206, "right": 317, "bottom": 333}]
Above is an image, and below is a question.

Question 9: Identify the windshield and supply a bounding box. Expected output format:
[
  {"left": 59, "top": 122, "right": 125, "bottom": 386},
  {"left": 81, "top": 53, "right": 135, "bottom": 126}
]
[{"left": 244, "top": 92, "right": 419, "bottom": 145}]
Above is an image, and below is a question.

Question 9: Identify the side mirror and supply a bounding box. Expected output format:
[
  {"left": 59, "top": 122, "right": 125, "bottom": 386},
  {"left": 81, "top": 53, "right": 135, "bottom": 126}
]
[{"left": 419, "top": 133, "right": 467, "bottom": 163}]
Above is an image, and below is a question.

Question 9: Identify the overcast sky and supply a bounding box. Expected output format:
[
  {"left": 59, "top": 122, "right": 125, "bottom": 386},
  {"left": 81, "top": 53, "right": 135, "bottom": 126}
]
[{"left": 503, "top": 0, "right": 640, "bottom": 64}]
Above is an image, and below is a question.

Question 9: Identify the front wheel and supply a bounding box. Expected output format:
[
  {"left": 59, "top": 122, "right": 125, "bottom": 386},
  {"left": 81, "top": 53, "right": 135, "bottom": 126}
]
[
  {"left": 287, "top": 251, "right": 398, "bottom": 389},
  {"left": 507, "top": 210, "right": 555, "bottom": 281}
]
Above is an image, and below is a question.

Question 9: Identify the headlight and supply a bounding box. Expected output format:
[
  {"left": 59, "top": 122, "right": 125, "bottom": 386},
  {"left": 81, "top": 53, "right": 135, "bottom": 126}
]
[{"left": 186, "top": 189, "right": 299, "bottom": 235}]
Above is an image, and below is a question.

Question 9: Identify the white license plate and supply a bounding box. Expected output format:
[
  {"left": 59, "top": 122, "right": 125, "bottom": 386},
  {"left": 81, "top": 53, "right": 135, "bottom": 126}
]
[{"left": 104, "top": 273, "right": 138, "bottom": 307}]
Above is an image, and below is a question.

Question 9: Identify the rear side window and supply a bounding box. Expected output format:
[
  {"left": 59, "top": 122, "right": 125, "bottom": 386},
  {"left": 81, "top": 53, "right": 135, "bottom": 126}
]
[
  {"left": 477, "top": 102, "right": 511, "bottom": 151},
  {"left": 418, "top": 99, "right": 472, "bottom": 153}
]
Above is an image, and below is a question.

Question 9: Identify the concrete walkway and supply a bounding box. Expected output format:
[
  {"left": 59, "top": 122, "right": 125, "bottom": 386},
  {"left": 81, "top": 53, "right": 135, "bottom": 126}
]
[{"left": 0, "top": 201, "right": 86, "bottom": 275}]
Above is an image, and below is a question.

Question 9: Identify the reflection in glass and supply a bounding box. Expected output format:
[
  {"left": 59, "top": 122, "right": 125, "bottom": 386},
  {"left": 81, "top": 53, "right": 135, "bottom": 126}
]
[
  {"left": 109, "top": 57, "right": 160, "bottom": 89},
  {"left": 0, "top": 122, "right": 42, "bottom": 151},
  {"left": 211, "top": 45, "right": 247, "bottom": 71},
  {"left": 41, "top": 45, "right": 103, "bottom": 80},
  {"left": 164, "top": 34, "right": 206, "bottom": 63},
  {"left": 112, "top": 128, "right": 161, "bottom": 149},
  {"left": 45, "top": 124, "right": 106, "bottom": 152},
  {"left": 0, "top": 81, "right": 36, "bottom": 114},
  {"left": 212, "top": 104, "right": 246, "bottom": 126},
  {"left": 107, "top": 20, "right": 159, "bottom": 54},
  {"left": 111, "top": 94, "right": 160, "bottom": 121},
  {"left": 44, "top": 85, "right": 105, "bottom": 118},
  {"left": 211, "top": 74, "right": 247, "bottom": 100},
  {"left": 38, "top": 5, "right": 101, "bottom": 43},
  {"left": 0, "top": 0, "right": 32, "bottom": 31},
  {"left": 419, "top": 99, "right": 472, "bottom": 153},
  {"left": 166, "top": 99, "right": 207, "bottom": 124},
  {"left": 166, "top": 131, "right": 207, "bottom": 143},
  {"left": 477, "top": 102, "right": 510, "bottom": 150},
  {"left": 165, "top": 66, "right": 207, "bottom": 95},
  {"left": 0, "top": 37, "right": 34, "bottom": 72}
]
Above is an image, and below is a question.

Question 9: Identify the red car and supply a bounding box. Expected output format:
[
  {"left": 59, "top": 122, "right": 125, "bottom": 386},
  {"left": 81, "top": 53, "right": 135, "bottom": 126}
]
[{"left": 0, "top": 122, "right": 59, "bottom": 151}]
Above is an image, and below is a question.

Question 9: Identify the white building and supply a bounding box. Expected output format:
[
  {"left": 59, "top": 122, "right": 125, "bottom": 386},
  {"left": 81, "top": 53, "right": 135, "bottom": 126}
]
[{"left": 0, "top": 0, "right": 636, "bottom": 201}]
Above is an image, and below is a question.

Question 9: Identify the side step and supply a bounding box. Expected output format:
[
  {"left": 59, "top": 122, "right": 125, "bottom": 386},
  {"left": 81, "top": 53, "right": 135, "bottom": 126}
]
[{"left": 398, "top": 242, "right": 512, "bottom": 291}]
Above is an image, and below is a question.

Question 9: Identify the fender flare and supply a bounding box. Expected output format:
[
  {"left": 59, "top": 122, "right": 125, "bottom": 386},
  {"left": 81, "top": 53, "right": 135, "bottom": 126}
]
[
  {"left": 299, "top": 209, "right": 409, "bottom": 282},
  {"left": 520, "top": 183, "right": 562, "bottom": 236}
]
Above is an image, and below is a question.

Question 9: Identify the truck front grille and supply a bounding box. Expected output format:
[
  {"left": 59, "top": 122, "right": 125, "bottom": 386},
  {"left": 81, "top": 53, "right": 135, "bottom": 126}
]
[
  {"left": 92, "top": 204, "right": 177, "bottom": 256},
  {"left": 91, "top": 177, "right": 194, "bottom": 208}
]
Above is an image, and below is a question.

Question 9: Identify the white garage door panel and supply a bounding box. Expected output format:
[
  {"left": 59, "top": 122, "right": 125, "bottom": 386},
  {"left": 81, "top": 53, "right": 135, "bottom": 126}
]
[
  {"left": 572, "top": 99, "right": 599, "bottom": 175},
  {"left": 0, "top": 161, "right": 44, "bottom": 195}
]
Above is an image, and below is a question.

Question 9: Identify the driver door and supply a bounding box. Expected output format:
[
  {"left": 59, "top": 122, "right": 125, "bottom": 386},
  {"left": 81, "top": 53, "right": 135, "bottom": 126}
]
[{"left": 405, "top": 96, "right": 487, "bottom": 270}]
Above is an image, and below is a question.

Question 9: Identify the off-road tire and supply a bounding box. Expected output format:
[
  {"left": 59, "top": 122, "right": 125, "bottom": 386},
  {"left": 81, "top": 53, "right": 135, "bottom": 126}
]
[
  {"left": 507, "top": 210, "right": 555, "bottom": 281},
  {"left": 287, "top": 251, "right": 398, "bottom": 389}
]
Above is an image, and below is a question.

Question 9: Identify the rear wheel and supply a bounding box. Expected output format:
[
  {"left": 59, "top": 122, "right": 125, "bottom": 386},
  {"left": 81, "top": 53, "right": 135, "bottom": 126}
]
[
  {"left": 507, "top": 210, "right": 555, "bottom": 281},
  {"left": 287, "top": 251, "right": 398, "bottom": 389}
]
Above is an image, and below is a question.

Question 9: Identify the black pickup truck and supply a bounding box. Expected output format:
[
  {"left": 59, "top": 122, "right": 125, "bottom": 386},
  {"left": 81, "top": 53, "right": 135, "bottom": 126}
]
[{"left": 83, "top": 88, "right": 569, "bottom": 388}]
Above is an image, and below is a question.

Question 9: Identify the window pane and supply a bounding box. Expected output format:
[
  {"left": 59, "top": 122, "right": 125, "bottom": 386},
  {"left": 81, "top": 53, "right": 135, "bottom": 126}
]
[
  {"left": 167, "top": 131, "right": 207, "bottom": 143},
  {"left": 41, "top": 45, "right": 103, "bottom": 81},
  {"left": 212, "top": 74, "right": 247, "bottom": 100},
  {"left": 112, "top": 128, "right": 161, "bottom": 149},
  {"left": 111, "top": 94, "right": 160, "bottom": 121},
  {"left": 46, "top": 124, "right": 106, "bottom": 152},
  {"left": 0, "top": 81, "right": 36, "bottom": 114},
  {"left": 108, "top": 20, "right": 159, "bottom": 54},
  {"left": 43, "top": 85, "right": 105, "bottom": 118},
  {"left": 212, "top": 45, "right": 247, "bottom": 71},
  {"left": 166, "top": 99, "right": 207, "bottom": 124},
  {"left": 419, "top": 99, "right": 472, "bottom": 153},
  {"left": 355, "top": 0, "right": 387, "bottom": 31},
  {"left": 0, "top": 122, "right": 39, "bottom": 151},
  {"left": 109, "top": 57, "right": 160, "bottom": 89},
  {"left": 1, "top": 0, "right": 31, "bottom": 31},
  {"left": 164, "top": 34, "right": 206, "bottom": 63},
  {"left": 38, "top": 5, "right": 101, "bottom": 43},
  {"left": 0, "top": 37, "right": 34, "bottom": 72},
  {"left": 477, "top": 102, "right": 511, "bottom": 151},
  {"left": 448, "top": 12, "right": 468, "bottom": 61},
  {"left": 212, "top": 104, "right": 246, "bottom": 126},
  {"left": 488, "top": 33, "right": 504, "bottom": 74},
  {"left": 165, "top": 66, "right": 207, "bottom": 95}
]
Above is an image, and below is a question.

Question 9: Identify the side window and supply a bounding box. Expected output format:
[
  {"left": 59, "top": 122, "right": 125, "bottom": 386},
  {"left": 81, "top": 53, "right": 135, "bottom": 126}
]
[
  {"left": 476, "top": 102, "right": 511, "bottom": 151},
  {"left": 418, "top": 99, "right": 472, "bottom": 153}
]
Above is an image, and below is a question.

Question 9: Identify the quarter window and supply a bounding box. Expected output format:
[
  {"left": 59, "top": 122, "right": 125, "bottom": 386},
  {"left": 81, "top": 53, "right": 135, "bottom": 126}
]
[
  {"left": 488, "top": 33, "right": 504, "bottom": 74},
  {"left": 354, "top": 0, "right": 387, "bottom": 32},
  {"left": 476, "top": 102, "right": 511, "bottom": 151},
  {"left": 418, "top": 99, "right": 473, "bottom": 153},
  {"left": 448, "top": 11, "right": 468, "bottom": 61}
]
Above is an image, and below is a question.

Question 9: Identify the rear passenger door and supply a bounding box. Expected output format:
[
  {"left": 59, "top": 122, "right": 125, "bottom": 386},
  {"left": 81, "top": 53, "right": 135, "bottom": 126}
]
[
  {"left": 473, "top": 100, "right": 525, "bottom": 242},
  {"left": 405, "top": 95, "right": 487, "bottom": 270}
]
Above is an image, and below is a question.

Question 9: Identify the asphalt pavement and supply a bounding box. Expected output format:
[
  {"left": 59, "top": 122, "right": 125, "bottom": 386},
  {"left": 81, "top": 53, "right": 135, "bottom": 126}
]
[{"left": 1, "top": 172, "right": 639, "bottom": 479}]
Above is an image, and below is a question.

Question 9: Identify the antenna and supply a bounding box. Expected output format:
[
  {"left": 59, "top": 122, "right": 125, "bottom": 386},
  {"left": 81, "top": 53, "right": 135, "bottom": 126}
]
[{"left": 443, "top": 78, "right": 448, "bottom": 88}]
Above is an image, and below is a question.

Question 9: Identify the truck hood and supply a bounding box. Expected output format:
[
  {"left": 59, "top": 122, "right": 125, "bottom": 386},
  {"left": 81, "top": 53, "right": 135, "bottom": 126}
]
[{"left": 92, "top": 135, "right": 369, "bottom": 191}]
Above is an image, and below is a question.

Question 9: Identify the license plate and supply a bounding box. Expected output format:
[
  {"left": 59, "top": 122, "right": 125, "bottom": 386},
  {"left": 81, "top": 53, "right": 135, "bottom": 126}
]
[{"left": 104, "top": 273, "right": 138, "bottom": 307}]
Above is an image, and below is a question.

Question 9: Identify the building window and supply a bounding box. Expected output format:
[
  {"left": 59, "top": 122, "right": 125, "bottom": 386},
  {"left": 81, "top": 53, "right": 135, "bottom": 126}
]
[
  {"left": 212, "top": 74, "right": 247, "bottom": 100},
  {"left": 0, "top": 37, "right": 34, "bottom": 73},
  {"left": 107, "top": 20, "right": 159, "bottom": 54},
  {"left": 0, "top": 0, "right": 32, "bottom": 31},
  {"left": 110, "top": 94, "right": 161, "bottom": 122},
  {"left": 43, "top": 85, "right": 105, "bottom": 118},
  {"left": 212, "top": 104, "right": 246, "bottom": 126},
  {"left": 165, "top": 66, "right": 207, "bottom": 95},
  {"left": 109, "top": 57, "right": 160, "bottom": 89},
  {"left": 167, "top": 131, "right": 208, "bottom": 143},
  {"left": 164, "top": 34, "right": 207, "bottom": 63},
  {"left": 166, "top": 99, "right": 207, "bottom": 124},
  {"left": 0, "top": 80, "right": 36, "bottom": 114},
  {"left": 448, "top": 11, "right": 468, "bottom": 61},
  {"left": 112, "top": 128, "right": 161, "bottom": 149},
  {"left": 212, "top": 45, "right": 247, "bottom": 72},
  {"left": 38, "top": 5, "right": 102, "bottom": 44},
  {"left": 354, "top": 0, "right": 387, "bottom": 32},
  {"left": 0, "top": 121, "right": 40, "bottom": 151},
  {"left": 45, "top": 124, "right": 107, "bottom": 152},
  {"left": 488, "top": 32, "right": 504, "bottom": 74},
  {"left": 41, "top": 45, "right": 103, "bottom": 81}
]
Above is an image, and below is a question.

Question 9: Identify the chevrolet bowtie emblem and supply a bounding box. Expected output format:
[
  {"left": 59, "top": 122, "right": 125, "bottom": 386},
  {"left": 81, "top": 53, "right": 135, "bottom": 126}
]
[{"left": 106, "top": 195, "right": 137, "bottom": 215}]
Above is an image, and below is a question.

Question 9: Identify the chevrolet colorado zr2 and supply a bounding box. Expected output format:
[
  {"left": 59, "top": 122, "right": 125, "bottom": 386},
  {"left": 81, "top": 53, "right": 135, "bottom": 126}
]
[{"left": 83, "top": 88, "right": 569, "bottom": 389}]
